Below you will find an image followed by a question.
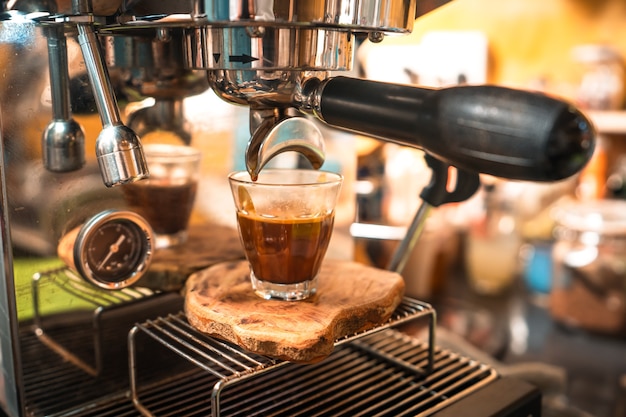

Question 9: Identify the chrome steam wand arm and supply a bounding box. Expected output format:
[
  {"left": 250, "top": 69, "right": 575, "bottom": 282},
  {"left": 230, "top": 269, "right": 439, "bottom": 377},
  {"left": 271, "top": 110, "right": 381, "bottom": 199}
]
[
  {"left": 306, "top": 76, "right": 596, "bottom": 182},
  {"left": 76, "top": 23, "right": 148, "bottom": 187},
  {"left": 76, "top": 24, "right": 119, "bottom": 127},
  {"left": 42, "top": 25, "right": 85, "bottom": 172}
]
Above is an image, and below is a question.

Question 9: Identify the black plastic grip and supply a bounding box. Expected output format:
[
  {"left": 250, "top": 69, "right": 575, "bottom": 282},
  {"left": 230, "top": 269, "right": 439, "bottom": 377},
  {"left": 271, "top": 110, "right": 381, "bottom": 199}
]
[{"left": 316, "top": 76, "right": 596, "bottom": 182}]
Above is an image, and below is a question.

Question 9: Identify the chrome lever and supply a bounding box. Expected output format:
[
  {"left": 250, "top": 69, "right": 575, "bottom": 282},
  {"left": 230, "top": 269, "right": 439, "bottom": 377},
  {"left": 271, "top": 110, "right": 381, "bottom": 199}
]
[
  {"left": 76, "top": 23, "right": 148, "bottom": 187},
  {"left": 42, "top": 25, "right": 85, "bottom": 172}
]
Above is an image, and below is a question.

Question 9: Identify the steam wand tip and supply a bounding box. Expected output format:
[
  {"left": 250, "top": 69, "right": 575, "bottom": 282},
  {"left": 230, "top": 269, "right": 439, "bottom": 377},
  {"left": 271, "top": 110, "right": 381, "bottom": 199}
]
[{"left": 96, "top": 124, "right": 149, "bottom": 187}]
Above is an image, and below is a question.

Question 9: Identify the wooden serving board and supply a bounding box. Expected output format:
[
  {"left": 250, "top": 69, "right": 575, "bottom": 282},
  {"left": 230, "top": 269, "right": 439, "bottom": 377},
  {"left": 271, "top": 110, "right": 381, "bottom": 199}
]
[{"left": 184, "top": 259, "right": 405, "bottom": 363}]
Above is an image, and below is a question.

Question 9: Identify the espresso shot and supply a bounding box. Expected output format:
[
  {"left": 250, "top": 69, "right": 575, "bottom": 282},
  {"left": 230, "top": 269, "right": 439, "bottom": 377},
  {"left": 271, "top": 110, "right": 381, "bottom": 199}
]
[
  {"left": 229, "top": 169, "right": 343, "bottom": 301},
  {"left": 237, "top": 211, "right": 335, "bottom": 285},
  {"left": 123, "top": 180, "right": 198, "bottom": 235},
  {"left": 123, "top": 144, "right": 201, "bottom": 249}
]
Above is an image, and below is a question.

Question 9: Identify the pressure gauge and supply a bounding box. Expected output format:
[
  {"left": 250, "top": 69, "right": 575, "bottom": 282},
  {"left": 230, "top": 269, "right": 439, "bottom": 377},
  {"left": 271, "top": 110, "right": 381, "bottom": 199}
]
[{"left": 58, "top": 210, "right": 154, "bottom": 290}]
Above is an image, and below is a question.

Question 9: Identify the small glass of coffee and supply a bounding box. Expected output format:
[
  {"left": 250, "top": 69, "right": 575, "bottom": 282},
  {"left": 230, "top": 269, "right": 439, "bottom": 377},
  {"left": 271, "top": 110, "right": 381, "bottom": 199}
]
[
  {"left": 123, "top": 144, "right": 201, "bottom": 249},
  {"left": 228, "top": 169, "right": 343, "bottom": 301}
]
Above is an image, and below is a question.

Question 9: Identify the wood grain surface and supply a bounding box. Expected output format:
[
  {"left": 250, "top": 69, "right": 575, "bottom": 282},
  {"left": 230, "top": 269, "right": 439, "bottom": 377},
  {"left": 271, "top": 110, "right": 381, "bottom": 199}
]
[{"left": 184, "top": 259, "right": 405, "bottom": 363}]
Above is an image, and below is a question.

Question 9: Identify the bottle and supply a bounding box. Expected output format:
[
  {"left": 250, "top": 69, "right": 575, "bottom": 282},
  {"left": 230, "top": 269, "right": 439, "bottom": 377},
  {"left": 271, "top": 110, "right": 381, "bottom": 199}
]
[
  {"left": 572, "top": 44, "right": 624, "bottom": 111},
  {"left": 464, "top": 182, "right": 522, "bottom": 295},
  {"left": 551, "top": 200, "right": 626, "bottom": 336}
]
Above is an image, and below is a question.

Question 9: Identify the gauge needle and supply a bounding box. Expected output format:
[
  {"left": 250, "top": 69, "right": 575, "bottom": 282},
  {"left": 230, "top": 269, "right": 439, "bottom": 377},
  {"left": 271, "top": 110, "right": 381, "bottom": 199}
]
[{"left": 97, "top": 234, "right": 126, "bottom": 270}]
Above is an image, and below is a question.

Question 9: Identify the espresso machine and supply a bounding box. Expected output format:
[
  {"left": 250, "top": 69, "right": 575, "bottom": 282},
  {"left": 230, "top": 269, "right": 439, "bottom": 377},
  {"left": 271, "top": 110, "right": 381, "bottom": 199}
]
[{"left": 0, "top": 1, "right": 595, "bottom": 416}]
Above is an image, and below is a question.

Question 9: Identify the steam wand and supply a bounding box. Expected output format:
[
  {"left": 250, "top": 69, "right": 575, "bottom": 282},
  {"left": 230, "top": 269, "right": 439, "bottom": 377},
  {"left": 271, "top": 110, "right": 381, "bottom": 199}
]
[
  {"left": 387, "top": 154, "right": 480, "bottom": 274},
  {"left": 76, "top": 22, "right": 148, "bottom": 187},
  {"left": 42, "top": 25, "right": 85, "bottom": 172}
]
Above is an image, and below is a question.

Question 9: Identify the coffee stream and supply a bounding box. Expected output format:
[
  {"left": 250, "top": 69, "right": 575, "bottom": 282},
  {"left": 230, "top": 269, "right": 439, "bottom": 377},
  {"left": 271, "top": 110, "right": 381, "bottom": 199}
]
[{"left": 237, "top": 211, "right": 335, "bottom": 285}]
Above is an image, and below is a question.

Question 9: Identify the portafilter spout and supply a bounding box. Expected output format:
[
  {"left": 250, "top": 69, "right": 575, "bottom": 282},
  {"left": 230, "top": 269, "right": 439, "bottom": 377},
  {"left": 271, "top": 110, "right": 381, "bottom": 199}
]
[
  {"left": 76, "top": 23, "right": 148, "bottom": 187},
  {"left": 245, "top": 108, "right": 325, "bottom": 180}
]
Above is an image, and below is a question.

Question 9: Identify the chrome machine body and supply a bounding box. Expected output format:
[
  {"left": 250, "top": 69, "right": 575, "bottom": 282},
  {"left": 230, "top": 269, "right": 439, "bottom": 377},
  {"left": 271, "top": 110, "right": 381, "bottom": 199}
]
[{"left": 0, "top": 1, "right": 595, "bottom": 416}]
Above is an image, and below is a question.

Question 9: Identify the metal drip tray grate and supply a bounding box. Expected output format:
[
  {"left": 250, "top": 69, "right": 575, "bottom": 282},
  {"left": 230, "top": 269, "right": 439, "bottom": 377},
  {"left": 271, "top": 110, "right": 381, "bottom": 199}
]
[
  {"left": 131, "top": 329, "right": 497, "bottom": 416},
  {"left": 21, "top": 268, "right": 498, "bottom": 417},
  {"left": 130, "top": 298, "right": 497, "bottom": 417},
  {"left": 32, "top": 267, "right": 166, "bottom": 376}
]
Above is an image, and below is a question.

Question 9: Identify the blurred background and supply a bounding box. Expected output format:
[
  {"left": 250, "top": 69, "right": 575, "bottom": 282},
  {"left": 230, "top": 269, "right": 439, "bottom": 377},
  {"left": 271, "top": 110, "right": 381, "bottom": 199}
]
[{"left": 348, "top": 1, "right": 626, "bottom": 416}]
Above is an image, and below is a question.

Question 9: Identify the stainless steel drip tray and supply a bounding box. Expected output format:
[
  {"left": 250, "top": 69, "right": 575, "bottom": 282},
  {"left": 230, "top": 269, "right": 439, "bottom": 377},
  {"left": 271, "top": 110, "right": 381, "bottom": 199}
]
[
  {"left": 127, "top": 297, "right": 515, "bottom": 417},
  {"left": 19, "top": 293, "right": 539, "bottom": 417},
  {"left": 130, "top": 323, "right": 498, "bottom": 417}
]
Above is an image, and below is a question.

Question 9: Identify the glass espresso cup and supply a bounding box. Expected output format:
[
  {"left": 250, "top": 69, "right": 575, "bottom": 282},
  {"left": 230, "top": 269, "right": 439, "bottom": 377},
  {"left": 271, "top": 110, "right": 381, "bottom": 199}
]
[
  {"left": 228, "top": 169, "right": 343, "bottom": 301},
  {"left": 123, "top": 144, "right": 201, "bottom": 249}
]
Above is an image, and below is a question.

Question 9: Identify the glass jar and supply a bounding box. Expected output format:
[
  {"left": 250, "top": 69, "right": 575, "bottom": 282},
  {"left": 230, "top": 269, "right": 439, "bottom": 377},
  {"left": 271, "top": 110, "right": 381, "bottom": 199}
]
[
  {"left": 464, "top": 183, "right": 522, "bottom": 296},
  {"left": 572, "top": 44, "right": 624, "bottom": 111},
  {"left": 551, "top": 200, "right": 626, "bottom": 336}
]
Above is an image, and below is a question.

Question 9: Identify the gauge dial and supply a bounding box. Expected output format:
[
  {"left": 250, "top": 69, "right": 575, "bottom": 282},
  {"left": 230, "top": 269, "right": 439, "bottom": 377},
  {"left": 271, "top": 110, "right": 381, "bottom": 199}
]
[{"left": 73, "top": 210, "right": 154, "bottom": 290}]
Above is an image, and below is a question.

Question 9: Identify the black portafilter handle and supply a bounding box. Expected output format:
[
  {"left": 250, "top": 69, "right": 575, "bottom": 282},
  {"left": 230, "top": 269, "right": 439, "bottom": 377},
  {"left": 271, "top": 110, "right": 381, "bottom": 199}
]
[{"left": 311, "top": 76, "right": 596, "bottom": 182}]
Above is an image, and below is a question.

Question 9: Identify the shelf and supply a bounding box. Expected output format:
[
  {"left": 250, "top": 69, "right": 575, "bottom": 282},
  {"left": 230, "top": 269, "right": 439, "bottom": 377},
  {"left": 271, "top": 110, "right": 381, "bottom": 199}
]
[{"left": 586, "top": 110, "right": 626, "bottom": 134}]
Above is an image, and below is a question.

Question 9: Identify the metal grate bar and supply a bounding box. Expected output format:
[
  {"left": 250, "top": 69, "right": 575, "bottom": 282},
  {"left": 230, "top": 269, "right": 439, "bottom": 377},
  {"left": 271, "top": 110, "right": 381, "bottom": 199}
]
[
  {"left": 357, "top": 329, "right": 440, "bottom": 372},
  {"left": 131, "top": 371, "right": 214, "bottom": 417},
  {"left": 330, "top": 350, "right": 455, "bottom": 416},
  {"left": 225, "top": 350, "right": 384, "bottom": 416},
  {"left": 169, "top": 314, "right": 274, "bottom": 372},
  {"left": 260, "top": 357, "right": 405, "bottom": 417},
  {"left": 128, "top": 297, "right": 497, "bottom": 417},
  {"left": 33, "top": 268, "right": 151, "bottom": 308},
  {"left": 334, "top": 297, "right": 435, "bottom": 347},
  {"left": 18, "top": 293, "right": 499, "bottom": 417},
  {"left": 132, "top": 313, "right": 276, "bottom": 379},
  {"left": 314, "top": 372, "right": 419, "bottom": 416},
  {"left": 222, "top": 352, "right": 337, "bottom": 414},
  {"left": 43, "top": 396, "right": 135, "bottom": 417},
  {"left": 31, "top": 267, "right": 161, "bottom": 377},
  {"left": 21, "top": 334, "right": 101, "bottom": 414},
  {"left": 208, "top": 336, "right": 496, "bottom": 417}
]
